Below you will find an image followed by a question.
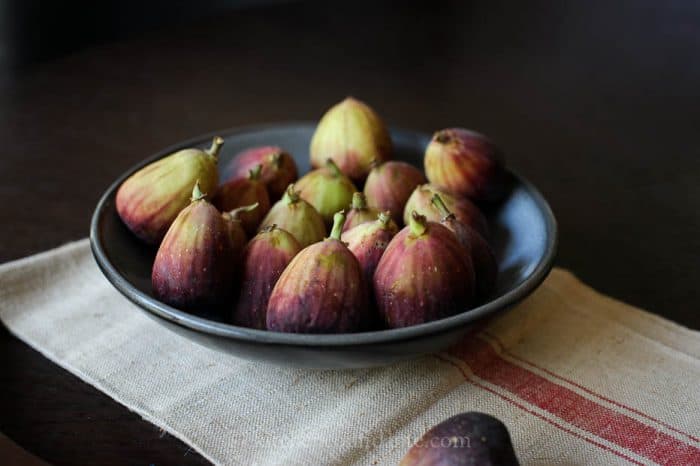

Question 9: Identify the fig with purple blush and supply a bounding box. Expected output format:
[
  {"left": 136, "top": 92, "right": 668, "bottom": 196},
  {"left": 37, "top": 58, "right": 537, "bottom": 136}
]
[
  {"left": 221, "top": 203, "right": 258, "bottom": 260},
  {"left": 343, "top": 192, "right": 381, "bottom": 233},
  {"left": 223, "top": 146, "right": 298, "bottom": 201},
  {"left": 364, "top": 160, "right": 426, "bottom": 226},
  {"left": 342, "top": 211, "right": 398, "bottom": 286},
  {"left": 295, "top": 159, "right": 357, "bottom": 226},
  {"left": 259, "top": 184, "right": 326, "bottom": 248},
  {"left": 213, "top": 164, "right": 270, "bottom": 235}
]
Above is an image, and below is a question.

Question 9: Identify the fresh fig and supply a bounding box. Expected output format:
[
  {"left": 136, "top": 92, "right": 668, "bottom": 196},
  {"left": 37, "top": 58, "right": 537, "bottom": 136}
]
[
  {"left": 374, "top": 211, "right": 475, "bottom": 328},
  {"left": 400, "top": 412, "right": 519, "bottom": 466},
  {"left": 259, "top": 184, "right": 326, "bottom": 248},
  {"left": 267, "top": 211, "right": 368, "bottom": 333},
  {"left": 343, "top": 192, "right": 381, "bottom": 232},
  {"left": 295, "top": 159, "right": 357, "bottom": 226},
  {"left": 213, "top": 164, "right": 271, "bottom": 235},
  {"left": 363, "top": 160, "right": 426, "bottom": 225},
  {"left": 116, "top": 136, "right": 223, "bottom": 244},
  {"left": 223, "top": 146, "right": 298, "bottom": 201},
  {"left": 432, "top": 194, "right": 498, "bottom": 299},
  {"left": 152, "top": 182, "right": 236, "bottom": 311},
  {"left": 232, "top": 225, "right": 301, "bottom": 329},
  {"left": 342, "top": 211, "right": 398, "bottom": 285},
  {"left": 310, "top": 97, "right": 392, "bottom": 182},
  {"left": 424, "top": 128, "right": 507, "bottom": 202},
  {"left": 221, "top": 203, "right": 258, "bottom": 259},
  {"left": 404, "top": 184, "right": 489, "bottom": 238}
]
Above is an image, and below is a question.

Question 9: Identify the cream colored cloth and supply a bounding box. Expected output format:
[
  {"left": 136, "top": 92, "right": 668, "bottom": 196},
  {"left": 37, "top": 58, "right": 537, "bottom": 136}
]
[{"left": 1, "top": 239, "right": 699, "bottom": 466}]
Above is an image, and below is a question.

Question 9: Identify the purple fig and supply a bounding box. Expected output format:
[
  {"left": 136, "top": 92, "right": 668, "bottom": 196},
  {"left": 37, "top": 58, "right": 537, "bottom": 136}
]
[
  {"left": 221, "top": 203, "right": 258, "bottom": 259},
  {"left": 424, "top": 128, "right": 507, "bottom": 202},
  {"left": 116, "top": 136, "right": 223, "bottom": 244},
  {"left": 343, "top": 192, "right": 381, "bottom": 233},
  {"left": 267, "top": 211, "right": 368, "bottom": 333},
  {"left": 310, "top": 97, "right": 392, "bottom": 182},
  {"left": 363, "top": 160, "right": 426, "bottom": 226},
  {"left": 342, "top": 211, "right": 398, "bottom": 285},
  {"left": 259, "top": 184, "right": 326, "bottom": 248},
  {"left": 223, "top": 146, "right": 298, "bottom": 201},
  {"left": 400, "top": 412, "right": 519, "bottom": 466},
  {"left": 374, "top": 211, "right": 475, "bottom": 328},
  {"left": 404, "top": 184, "right": 489, "bottom": 238},
  {"left": 152, "top": 182, "right": 236, "bottom": 311},
  {"left": 232, "top": 225, "right": 301, "bottom": 329},
  {"left": 213, "top": 164, "right": 271, "bottom": 235},
  {"left": 295, "top": 159, "right": 357, "bottom": 226},
  {"left": 432, "top": 194, "right": 498, "bottom": 299}
]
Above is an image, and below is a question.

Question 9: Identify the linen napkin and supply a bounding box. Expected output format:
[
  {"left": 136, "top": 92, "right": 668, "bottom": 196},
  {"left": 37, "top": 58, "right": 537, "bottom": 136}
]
[{"left": 1, "top": 239, "right": 699, "bottom": 466}]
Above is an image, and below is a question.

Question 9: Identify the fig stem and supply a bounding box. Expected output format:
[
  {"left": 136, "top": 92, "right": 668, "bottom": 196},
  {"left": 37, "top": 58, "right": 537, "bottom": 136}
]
[
  {"left": 325, "top": 158, "right": 343, "bottom": 177},
  {"left": 249, "top": 164, "right": 263, "bottom": 180},
  {"left": 191, "top": 181, "right": 206, "bottom": 202},
  {"left": 283, "top": 184, "right": 300, "bottom": 204},
  {"left": 378, "top": 211, "right": 392, "bottom": 227},
  {"left": 409, "top": 210, "right": 428, "bottom": 237},
  {"left": 351, "top": 192, "right": 367, "bottom": 210},
  {"left": 434, "top": 131, "right": 451, "bottom": 144},
  {"left": 206, "top": 136, "right": 225, "bottom": 158},
  {"left": 431, "top": 194, "right": 454, "bottom": 221},
  {"left": 229, "top": 202, "right": 259, "bottom": 218},
  {"left": 269, "top": 151, "right": 282, "bottom": 168},
  {"left": 329, "top": 210, "right": 346, "bottom": 240}
]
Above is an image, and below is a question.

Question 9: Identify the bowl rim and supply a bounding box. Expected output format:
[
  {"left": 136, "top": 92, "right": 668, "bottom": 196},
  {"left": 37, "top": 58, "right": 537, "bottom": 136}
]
[{"left": 90, "top": 122, "right": 558, "bottom": 347}]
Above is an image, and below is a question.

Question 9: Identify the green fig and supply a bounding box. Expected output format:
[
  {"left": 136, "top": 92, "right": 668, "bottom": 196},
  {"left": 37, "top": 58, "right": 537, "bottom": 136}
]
[
  {"left": 342, "top": 192, "right": 381, "bottom": 233},
  {"left": 213, "top": 164, "right": 271, "bottom": 236},
  {"left": 152, "top": 182, "right": 236, "bottom": 311},
  {"left": 259, "top": 184, "right": 326, "bottom": 248},
  {"left": 295, "top": 159, "right": 357, "bottom": 226},
  {"left": 116, "top": 137, "right": 223, "bottom": 244},
  {"left": 310, "top": 97, "right": 392, "bottom": 182}
]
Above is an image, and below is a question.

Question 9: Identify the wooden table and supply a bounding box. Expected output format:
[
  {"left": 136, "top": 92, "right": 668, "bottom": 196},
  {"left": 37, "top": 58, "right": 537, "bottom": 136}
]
[{"left": 1, "top": 1, "right": 698, "bottom": 463}]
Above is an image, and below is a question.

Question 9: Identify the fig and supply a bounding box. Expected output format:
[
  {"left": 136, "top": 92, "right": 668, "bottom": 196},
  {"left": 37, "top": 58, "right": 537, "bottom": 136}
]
[
  {"left": 404, "top": 184, "right": 489, "bottom": 238},
  {"left": 432, "top": 194, "right": 498, "bottom": 299},
  {"left": 310, "top": 97, "right": 392, "bottom": 182},
  {"left": 232, "top": 225, "right": 301, "bottom": 329},
  {"left": 400, "top": 412, "right": 519, "bottom": 466},
  {"left": 364, "top": 160, "right": 426, "bottom": 225},
  {"left": 374, "top": 211, "right": 475, "bottom": 328},
  {"left": 343, "top": 192, "right": 381, "bottom": 233},
  {"left": 213, "top": 164, "right": 271, "bottom": 235},
  {"left": 342, "top": 211, "right": 398, "bottom": 286},
  {"left": 424, "top": 128, "right": 507, "bottom": 202},
  {"left": 223, "top": 146, "right": 298, "bottom": 201},
  {"left": 152, "top": 182, "right": 236, "bottom": 311},
  {"left": 116, "top": 136, "right": 223, "bottom": 244},
  {"left": 221, "top": 203, "right": 258, "bottom": 259},
  {"left": 295, "top": 159, "right": 357, "bottom": 226},
  {"left": 267, "top": 211, "right": 368, "bottom": 333},
  {"left": 259, "top": 184, "right": 326, "bottom": 248}
]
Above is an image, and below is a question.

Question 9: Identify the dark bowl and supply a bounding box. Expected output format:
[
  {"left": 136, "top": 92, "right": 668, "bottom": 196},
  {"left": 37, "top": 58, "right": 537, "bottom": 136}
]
[{"left": 90, "top": 123, "right": 557, "bottom": 369}]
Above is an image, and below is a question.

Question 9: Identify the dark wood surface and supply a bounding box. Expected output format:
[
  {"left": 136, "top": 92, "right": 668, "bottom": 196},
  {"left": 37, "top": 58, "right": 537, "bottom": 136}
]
[{"left": 1, "top": 1, "right": 699, "bottom": 464}]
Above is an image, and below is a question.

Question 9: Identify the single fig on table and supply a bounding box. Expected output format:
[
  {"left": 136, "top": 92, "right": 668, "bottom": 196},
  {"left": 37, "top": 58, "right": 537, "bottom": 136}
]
[
  {"left": 152, "top": 182, "right": 236, "bottom": 311},
  {"left": 425, "top": 128, "right": 507, "bottom": 202},
  {"left": 267, "top": 211, "right": 368, "bottom": 333},
  {"left": 342, "top": 211, "right": 398, "bottom": 286},
  {"left": 343, "top": 192, "right": 381, "bottom": 233},
  {"left": 221, "top": 203, "right": 259, "bottom": 259},
  {"left": 400, "top": 412, "right": 519, "bottom": 466},
  {"left": 259, "top": 184, "right": 326, "bottom": 248},
  {"left": 295, "top": 159, "right": 357, "bottom": 226},
  {"left": 374, "top": 211, "right": 475, "bottom": 328},
  {"left": 310, "top": 97, "right": 392, "bottom": 182},
  {"left": 404, "top": 184, "right": 489, "bottom": 238},
  {"left": 363, "top": 160, "right": 426, "bottom": 225},
  {"left": 213, "top": 164, "right": 271, "bottom": 236},
  {"left": 232, "top": 225, "right": 301, "bottom": 329},
  {"left": 116, "top": 136, "right": 223, "bottom": 244},
  {"left": 223, "top": 146, "right": 298, "bottom": 201},
  {"left": 432, "top": 194, "right": 498, "bottom": 299}
]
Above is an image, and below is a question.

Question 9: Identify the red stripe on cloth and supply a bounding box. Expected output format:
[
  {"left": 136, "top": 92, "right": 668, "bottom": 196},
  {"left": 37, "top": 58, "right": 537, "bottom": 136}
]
[
  {"left": 448, "top": 337, "right": 700, "bottom": 465},
  {"left": 482, "top": 330, "right": 700, "bottom": 444}
]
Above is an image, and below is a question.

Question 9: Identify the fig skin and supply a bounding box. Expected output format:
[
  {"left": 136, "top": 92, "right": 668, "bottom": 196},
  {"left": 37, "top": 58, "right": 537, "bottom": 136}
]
[
  {"left": 295, "top": 159, "right": 358, "bottom": 226},
  {"left": 432, "top": 194, "right": 498, "bottom": 299},
  {"left": 266, "top": 211, "right": 368, "bottom": 334},
  {"left": 152, "top": 182, "right": 236, "bottom": 311},
  {"left": 223, "top": 146, "right": 298, "bottom": 201},
  {"left": 310, "top": 97, "right": 392, "bottom": 182},
  {"left": 221, "top": 203, "right": 258, "bottom": 260},
  {"left": 400, "top": 412, "right": 519, "bottom": 466},
  {"left": 364, "top": 160, "right": 426, "bottom": 226},
  {"left": 424, "top": 128, "right": 507, "bottom": 202},
  {"left": 342, "top": 211, "right": 398, "bottom": 286},
  {"left": 343, "top": 192, "right": 381, "bottom": 233},
  {"left": 404, "top": 184, "right": 489, "bottom": 238},
  {"left": 232, "top": 225, "right": 301, "bottom": 329},
  {"left": 116, "top": 136, "right": 223, "bottom": 244},
  {"left": 374, "top": 212, "right": 475, "bottom": 328},
  {"left": 259, "top": 184, "right": 326, "bottom": 248},
  {"left": 213, "top": 164, "right": 271, "bottom": 236}
]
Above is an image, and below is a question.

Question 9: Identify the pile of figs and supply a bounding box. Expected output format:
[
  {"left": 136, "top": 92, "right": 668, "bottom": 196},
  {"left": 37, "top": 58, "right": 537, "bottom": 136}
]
[{"left": 116, "top": 97, "right": 507, "bottom": 333}]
